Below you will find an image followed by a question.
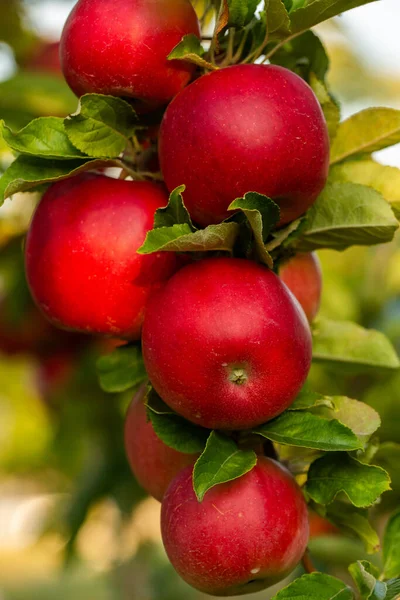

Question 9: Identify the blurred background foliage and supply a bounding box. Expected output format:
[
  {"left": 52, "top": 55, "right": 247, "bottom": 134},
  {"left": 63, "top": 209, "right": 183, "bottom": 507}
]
[{"left": 0, "top": 1, "right": 400, "bottom": 599}]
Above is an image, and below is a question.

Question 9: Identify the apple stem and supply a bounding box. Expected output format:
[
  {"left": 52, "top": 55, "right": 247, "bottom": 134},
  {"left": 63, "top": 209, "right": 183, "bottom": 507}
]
[{"left": 302, "top": 549, "right": 316, "bottom": 574}]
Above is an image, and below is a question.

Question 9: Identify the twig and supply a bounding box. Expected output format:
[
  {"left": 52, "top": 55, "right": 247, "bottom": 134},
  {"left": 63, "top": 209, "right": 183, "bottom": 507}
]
[{"left": 302, "top": 549, "right": 317, "bottom": 574}]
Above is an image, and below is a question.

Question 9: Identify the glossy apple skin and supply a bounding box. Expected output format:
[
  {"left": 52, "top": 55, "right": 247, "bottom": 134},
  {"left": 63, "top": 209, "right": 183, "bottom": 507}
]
[
  {"left": 25, "top": 174, "right": 178, "bottom": 339},
  {"left": 142, "top": 258, "right": 312, "bottom": 430},
  {"left": 159, "top": 64, "right": 329, "bottom": 227},
  {"left": 161, "top": 457, "right": 309, "bottom": 596},
  {"left": 124, "top": 386, "right": 198, "bottom": 502},
  {"left": 279, "top": 253, "right": 322, "bottom": 323},
  {"left": 60, "top": 0, "right": 200, "bottom": 106}
]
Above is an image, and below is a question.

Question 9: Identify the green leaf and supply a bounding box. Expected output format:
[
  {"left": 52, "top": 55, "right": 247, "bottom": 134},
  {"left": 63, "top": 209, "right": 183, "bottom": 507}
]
[
  {"left": 272, "top": 572, "right": 354, "bottom": 599},
  {"left": 330, "top": 159, "right": 400, "bottom": 220},
  {"left": 270, "top": 30, "right": 329, "bottom": 82},
  {"left": 294, "top": 182, "right": 398, "bottom": 252},
  {"left": 64, "top": 94, "right": 138, "bottom": 158},
  {"left": 374, "top": 443, "right": 400, "bottom": 498},
  {"left": 305, "top": 453, "right": 391, "bottom": 508},
  {"left": 312, "top": 318, "right": 400, "bottom": 372},
  {"left": 386, "top": 579, "right": 400, "bottom": 600},
  {"left": 288, "top": 388, "right": 334, "bottom": 411},
  {"left": 153, "top": 185, "right": 194, "bottom": 228},
  {"left": 225, "top": 0, "right": 260, "bottom": 28},
  {"left": 349, "top": 561, "right": 387, "bottom": 600},
  {"left": 138, "top": 222, "right": 240, "bottom": 254},
  {"left": 0, "top": 117, "right": 85, "bottom": 159},
  {"left": 290, "top": 0, "right": 379, "bottom": 34},
  {"left": 253, "top": 411, "right": 361, "bottom": 451},
  {"left": 383, "top": 510, "right": 400, "bottom": 580},
  {"left": 193, "top": 431, "right": 257, "bottom": 502},
  {"left": 168, "top": 34, "right": 214, "bottom": 70},
  {"left": 331, "top": 108, "right": 400, "bottom": 165},
  {"left": 228, "top": 192, "right": 280, "bottom": 267},
  {"left": 146, "top": 389, "right": 209, "bottom": 454},
  {"left": 310, "top": 74, "right": 340, "bottom": 142},
  {"left": 0, "top": 155, "right": 115, "bottom": 202},
  {"left": 265, "top": 0, "right": 291, "bottom": 38},
  {"left": 323, "top": 503, "right": 380, "bottom": 554},
  {"left": 328, "top": 397, "right": 381, "bottom": 441},
  {"left": 96, "top": 345, "right": 147, "bottom": 393}
]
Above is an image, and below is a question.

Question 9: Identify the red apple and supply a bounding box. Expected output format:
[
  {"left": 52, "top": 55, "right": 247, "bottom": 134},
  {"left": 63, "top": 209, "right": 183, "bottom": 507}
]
[
  {"left": 279, "top": 253, "right": 322, "bottom": 323},
  {"left": 142, "top": 257, "right": 312, "bottom": 430},
  {"left": 124, "top": 386, "right": 198, "bottom": 502},
  {"left": 308, "top": 511, "right": 339, "bottom": 538},
  {"left": 159, "top": 64, "right": 329, "bottom": 227},
  {"left": 25, "top": 174, "right": 178, "bottom": 339},
  {"left": 60, "top": 0, "right": 201, "bottom": 107},
  {"left": 161, "top": 457, "right": 309, "bottom": 596}
]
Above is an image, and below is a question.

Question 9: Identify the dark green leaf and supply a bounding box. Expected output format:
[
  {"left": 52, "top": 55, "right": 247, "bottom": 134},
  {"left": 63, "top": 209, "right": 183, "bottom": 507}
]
[
  {"left": 383, "top": 510, "right": 400, "bottom": 580},
  {"left": 228, "top": 192, "right": 280, "bottom": 267},
  {"left": 270, "top": 30, "right": 329, "bottom": 81},
  {"left": 331, "top": 108, "right": 400, "bottom": 165},
  {"left": 225, "top": 0, "right": 260, "bottom": 28},
  {"left": 96, "top": 345, "right": 146, "bottom": 393},
  {"left": 272, "top": 572, "right": 354, "bottom": 599},
  {"left": 253, "top": 411, "right": 361, "bottom": 451},
  {"left": 0, "top": 117, "right": 85, "bottom": 159},
  {"left": 386, "top": 578, "right": 400, "bottom": 600},
  {"left": 265, "top": 0, "right": 291, "bottom": 38},
  {"left": 138, "top": 222, "right": 240, "bottom": 254},
  {"left": 349, "top": 561, "right": 387, "bottom": 600},
  {"left": 193, "top": 431, "right": 257, "bottom": 502},
  {"left": 0, "top": 155, "right": 115, "bottom": 202},
  {"left": 305, "top": 453, "right": 391, "bottom": 508},
  {"left": 312, "top": 318, "right": 400, "bottom": 372},
  {"left": 153, "top": 185, "right": 194, "bottom": 228},
  {"left": 64, "top": 94, "right": 137, "bottom": 158},
  {"left": 146, "top": 389, "right": 210, "bottom": 455},
  {"left": 294, "top": 182, "right": 398, "bottom": 252},
  {"left": 290, "top": 0, "right": 379, "bottom": 34}
]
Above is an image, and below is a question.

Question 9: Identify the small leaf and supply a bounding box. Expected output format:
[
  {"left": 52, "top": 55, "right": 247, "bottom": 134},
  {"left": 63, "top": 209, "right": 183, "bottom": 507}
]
[
  {"left": 272, "top": 572, "right": 354, "bottom": 600},
  {"left": 138, "top": 222, "right": 240, "bottom": 254},
  {"left": 146, "top": 389, "right": 209, "bottom": 454},
  {"left": 0, "top": 117, "right": 85, "bottom": 159},
  {"left": 153, "top": 185, "right": 194, "bottom": 228},
  {"left": 331, "top": 107, "right": 400, "bottom": 165},
  {"left": 305, "top": 453, "right": 391, "bottom": 508},
  {"left": 65, "top": 94, "right": 138, "bottom": 158},
  {"left": 265, "top": 0, "right": 291, "bottom": 38},
  {"left": 0, "top": 155, "right": 115, "bottom": 202},
  {"left": 193, "top": 431, "right": 257, "bottom": 502},
  {"left": 228, "top": 192, "right": 280, "bottom": 267},
  {"left": 253, "top": 411, "right": 361, "bottom": 451},
  {"left": 96, "top": 345, "right": 146, "bottom": 393},
  {"left": 383, "top": 509, "right": 400, "bottom": 580},
  {"left": 294, "top": 182, "right": 398, "bottom": 252},
  {"left": 225, "top": 0, "right": 259, "bottom": 28},
  {"left": 312, "top": 318, "right": 400, "bottom": 372},
  {"left": 330, "top": 159, "right": 400, "bottom": 220},
  {"left": 288, "top": 388, "right": 334, "bottom": 411},
  {"left": 290, "top": 0, "right": 379, "bottom": 34},
  {"left": 310, "top": 74, "right": 340, "bottom": 142},
  {"left": 386, "top": 578, "right": 400, "bottom": 600},
  {"left": 328, "top": 397, "right": 381, "bottom": 440},
  {"left": 168, "top": 34, "right": 214, "bottom": 70},
  {"left": 323, "top": 502, "right": 380, "bottom": 554},
  {"left": 349, "top": 561, "right": 387, "bottom": 600}
]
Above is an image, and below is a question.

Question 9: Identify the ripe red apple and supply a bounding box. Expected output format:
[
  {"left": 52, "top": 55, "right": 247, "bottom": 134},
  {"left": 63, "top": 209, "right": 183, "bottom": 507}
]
[
  {"left": 25, "top": 174, "right": 178, "bottom": 339},
  {"left": 124, "top": 386, "right": 198, "bottom": 502},
  {"left": 60, "top": 0, "right": 201, "bottom": 107},
  {"left": 142, "top": 258, "right": 312, "bottom": 430},
  {"left": 159, "top": 64, "right": 329, "bottom": 227},
  {"left": 161, "top": 457, "right": 309, "bottom": 596},
  {"left": 279, "top": 253, "right": 322, "bottom": 322}
]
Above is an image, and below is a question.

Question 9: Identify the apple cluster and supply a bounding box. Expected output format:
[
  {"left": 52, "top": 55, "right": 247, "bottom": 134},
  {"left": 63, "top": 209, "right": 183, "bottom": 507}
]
[{"left": 23, "top": 0, "right": 329, "bottom": 596}]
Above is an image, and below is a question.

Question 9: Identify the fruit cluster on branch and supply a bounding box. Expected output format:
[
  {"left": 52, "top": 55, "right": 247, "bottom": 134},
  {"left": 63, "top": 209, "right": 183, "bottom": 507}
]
[{"left": 1, "top": 0, "right": 400, "bottom": 598}]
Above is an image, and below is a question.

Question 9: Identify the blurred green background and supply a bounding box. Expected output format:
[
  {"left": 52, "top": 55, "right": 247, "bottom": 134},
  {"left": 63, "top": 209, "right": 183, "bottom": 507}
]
[{"left": 0, "top": 1, "right": 400, "bottom": 599}]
